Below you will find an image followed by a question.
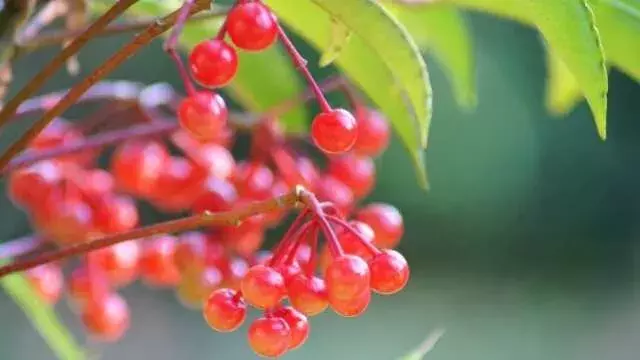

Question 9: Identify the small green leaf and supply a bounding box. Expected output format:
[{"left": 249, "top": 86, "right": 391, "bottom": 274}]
[
  {"left": 93, "top": 0, "right": 308, "bottom": 133},
  {"left": 265, "top": 0, "right": 430, "bottom": 188},
  {"left": 318, "top": 18, "right": 352, "bottom": 67},
  {"left": 397, "top": 329, "right": 445, "bottom": 360},
  {"left": 385, "top": 2, "right": 476, "bottom": 108},
  {"left": 0, "top": 264, "right": 85, "bottom": 360},
  {"left": 544, "top": 49, "right": 582, "bottom": 116}
]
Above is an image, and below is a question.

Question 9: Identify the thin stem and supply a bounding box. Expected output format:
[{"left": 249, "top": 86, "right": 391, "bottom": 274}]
[
  {"left": 275, "top": 24, "right": 332, "bottom": 113},
  {"left": 299, "top": 190, "right": 344, "bottom": 257},
  {"left": 0, "top": 0, "right": 139, "bottom": 127},
  {"left": 0, "top": 0, "right": 211, "bottom": 173},
  {"left": 0, "top": 186, "right": 306, "bottom": 277},
  {"left": 279, "top": 221, "right": 317, "bottom": 267},
  {"left": 163, "top": 0, "right": 198, "bottom": 95},
  {"left": 304, "top": 226, "right": 320, "bottom": 276},
  {"left": 3, "top": 121, "right": 178, "bottom": 173},
  {"left": 269, "top": 209, "right": 311, "bottom": 266},
  {"left": 326, "top": 215, "right": 380, "bottom": 256}
]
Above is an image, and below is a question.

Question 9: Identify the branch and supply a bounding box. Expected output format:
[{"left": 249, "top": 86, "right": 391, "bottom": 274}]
[
  {"left": 0, "top": 0, "right": 138, "bottom": 125},
  {"left": 0, "top": 186, "right": 308, "bottom": 277},
  {"left": 0, "top": 0, "right": 211, "bottom": 173}
]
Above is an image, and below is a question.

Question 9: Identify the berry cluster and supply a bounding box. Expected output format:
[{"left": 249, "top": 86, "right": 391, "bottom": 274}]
[{"left": 2, "top": 0, "right": 410, "bottom": 357}]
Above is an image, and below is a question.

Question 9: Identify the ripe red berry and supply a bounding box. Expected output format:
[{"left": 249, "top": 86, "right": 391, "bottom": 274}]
[
  {"left": 232, "top": 161, "right": 275, "bottom": 200},
  {"left": 140, "top": 235, "right": 181, "bottom": 287},
  {"left": 8, "top": 161, "right": 61, "bottom": 209},
  {"left": 27, "top": 263, "right": 63, "bottom": 305},
  {"left": 68, "top": 266, "right": 109, "bottom": 306},
  {"left": 321, "top": 221, "right": 376, "bottom": 267},
  {"left": 92, "top": 240, "right": 140, "bottom": 287},
  {"left": 325, "top": 255, "right": 370, "bottom": 301},
  {"left": 353, "top": 108, "right": 390, "bottom": 157},
  {"left": 178, "top": 91, "right": 228, "bottom": 141},
  {"left": 111, "top": 140, "right": 169, "bottom": 197},
  {"left": 189, "top": 39, "right": 238, "bottom": 87},
  {"left": 177, "top": 265, "right": 224, "bottom": 308},
  {"left": 355, "top": 203, "right": 404, "bottom": 249},
  {"left": 227, "top": 2, "right": 278, "bottom": 51},
  {"left": 329, "top": 154, "right": 376, "bottom": 198},
  {"left": 192, "top": 177, "right": 238, "bottom": 214},
  {"left": 276, "top": 306, "right": 310, "bottom": 350},
  {"left": 311, "top": 108, "right": 358, "bottom": 154},
  {"left": 316, "top": 175, "right": 355, "bottom": 216},
  {"left": 248, "top": 316, "right": 291, "bottom": 358},
  {"left": 34, "top": 191, "right": 95, "bottom": 245},
  {"left": 150, "top": 156, "right": 207, "bottom": 212},
  {"left": 203, "top": 288, "right": 246, "bottom": 332},
  {"left": 329, "top": 289, "right": 371, "bottom": 317},
  {"left": 241, "top": 264, "right": 286, "bottom": 309},
  {"left": 81, "top": 292, "right": 130, "bottom": 341},
  {"left": 92, "top": 194, "right": 139, "bottom": 234},
  {"left": 369, "top": 249, "right": 409, "bottom": 295},
  {"left": 287, "top": 274, "right": 328, "bottom": 316}
]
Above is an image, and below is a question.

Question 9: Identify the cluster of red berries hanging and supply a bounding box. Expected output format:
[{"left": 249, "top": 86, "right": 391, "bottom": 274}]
[{"left": 3, "top": 0, "right": 409, "bottom": 357}]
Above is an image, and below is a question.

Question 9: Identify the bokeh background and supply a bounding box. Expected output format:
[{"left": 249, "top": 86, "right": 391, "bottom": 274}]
[{"left": 1, "top": 6, "right": 640, "bottom": 360}]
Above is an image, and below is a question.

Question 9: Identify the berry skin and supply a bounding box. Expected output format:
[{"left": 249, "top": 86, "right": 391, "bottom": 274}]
[
  {"left": 140, "top": 235, "right": 181, "bottom": 287},
  {"left": 192, "top": 177, "right": 238, "bottom": 215},
  {"left": 203, "top": 288, "right": 246, "bottom": 332},
  {"left": 328, "top": 154, "right": 376, "bottom": 199},
  {"left": 287, "top": 274, "right": 328, "bottom": 317},
  {"left": 27, "top": 263, "right": 63, "bottom": 305},
  {"left": 81, "top": 293, "right": 130, "bottom": 342},
  {"left": 92, "top": 241, "right": 140, "bottom": 287},
  {"left": 111, "top": 140, "right": 169, "bottom": 197},
  {"left": 189, "top": 39, "right": 238, "bottom": 88},
  {"left": 276, "top": 306, "right": 310, "bottom": 350},
  {"left": 330, "top": 289, "right": 371, "bottom": 317},
  {"left": 324, "top": 255, "right": 370, "bottom": 301},
  {"left": 177, "top": 266, "right": 224, "bottom": 308},
  {"left": 241, "top": 264, "right": 286, "bottom": 309},
  {"left": 311, "top": 108, "right": 358, "bottom": 154},
  {"left": 316, "top": 175, "right": 355, "bottom": 216},
  {"left": 227, "top": 2, "right": 278, "bottom": 51},
  {"left": 248, "top": 316, "right": 291, "bottom": 358},
  {"left": 355, "top": 203, "right": 404, "bottom": 249},
  {"left": 369, "top": 249, "right": 409, "bottom": 295},
  {"left": 8, "top": 161, "right": 62, "bottom": 210},
  {"left": 353, "top": 108, "right": 390, "bottom": 157},
  {"left": 178, "top": 91, "right": 228, "bottom": 141},
  {"left": 68, "top": 266, "right": 109, "bottom": 306},
  {"left": 92, "top": 194, "right": 139, "bottom": 234}
]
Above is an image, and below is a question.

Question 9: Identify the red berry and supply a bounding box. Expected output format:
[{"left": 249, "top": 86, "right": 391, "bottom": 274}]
[
  {"left": 68, "top": 266, "right": 109, "bottom": 306},
  {"left": 276, "top": 263, "right": 302, "bottom": 286},
  {"left": 178, "top": 91, "right": 228, "bottom": 141},
  {"left": 203, "top": 288, "right": 246, "bottom": 332},
  {"left": 330, "top": 289, "right": 370, "bottom": 317},
  {"left": 111, "top": 140, "right": 169, "bottom": 197},
  {"left": 140, "top": 235, "right": 181, "bottom": 287},
  {"left": 353, "top": 108, "right": 390, "bottom": 157},
  {"left": 329, "top": 154, "right": 375, "bottom": 198},
  {"left": 150, "top": 156, "right": 207, "bottom": 212},
  {"left": 248, "top": 316, "right": 291, "bottom": 358},
  {"left": 34, "top": 191, "right": 95, "bottom": 245},
  {"left": 93, "top": 240, "right": 140, "bottom": 287},
  {"left": 27, "top": 263, "right": 63, "bottom": 305},
  {"left": 189, "top": 39, "right": 238, "bottom": 87},
  {"left": 316, "top": 175, "right": 355, "bottom": 216},
  {"left": 192, "top": 177, "right": 238, "bottom": 214},
  {"left": 321, "top": 221, "right": 376, "bottom": 269},
  {"left": 276, "top": 306, "right": 310, "bottom": 350},
  {"left": 8, "top": 161, "right": 62, "bottom": 209},
  {"left": 287, "top": 274, "right": 328, "bottom": 316},
  {"left": 325, "top": 255, "right": 370, "bottom": 301},
  {"left": 369, "top": 249, "right": 409, "bottom": 295},
  {"left": 232, "top": 161, "right": 275, "bottom": 200},
  {"left": 82, "top": 293, "right": 130, "bottom": 341},
  {"left": 177, "top": 265, "right": 224, "bottom": 308},
  {"left": 190, "top": 143, "right": 236, "bottom": 180},
  {"left": 92, "top": 194, "right": 139, "bottom": 234},
  {"left": 355, "top": 203, "right": 404, "bottom": 249},
  {"left": 227, "top": 3, "right": 278, "bottom": 51},
  {"left": 241, "top": 264, "right": 286, "bottom": 309},
  {"left": 311, "top": 108, "right": 358, "bottom": 154}
]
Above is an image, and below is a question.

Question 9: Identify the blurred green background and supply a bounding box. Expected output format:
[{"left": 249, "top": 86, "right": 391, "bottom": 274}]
[{"left": 1, "top": 8, "right": 640, "bottom": 360}]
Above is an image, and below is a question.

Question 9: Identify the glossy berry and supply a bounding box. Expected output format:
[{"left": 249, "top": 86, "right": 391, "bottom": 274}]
[
  {"left": 140, "top": 235, "right": 181, "bottom": 287},
  {"left": 111, "top": 140, "right": 169, "bottom": 197},
  {"left": 287, "top": 274, "right": 328, "bottom": 316},
  {"left": 189, "top": 39, "right": 238, "bottom": 87},
  {"left": 227, "top": 2, "right": 278, "bottom": 51},
  {"left": 192, "top": 177, "right": 238, "bottom": 215},
  {"left": 311, "top": 108, "right": 358, "bottom": 154},
  {"left": 81, "top": 293, "right": 130, "bottom": 341},
  {"left": 330, "top": 289, "right": 371, "bottom": 317},
  {"left": 203, "top": 288, "right": 246, "bottom": 332},
  {"left": 232, "top": 161, "right": 275, "bottom": 200},
  {"left": 276, "top": 306, "right": 310, "bottom": 350},
  {"left": 68, "top": 266, "right": 109, "bottom": 306},
  {"left": 241, "top": 264, "right": 286, "bottom": 309},
  {"left": 329, "top": 154, "right": 375, "bottom": 198},
  {"left": 92, "top": 194, "right": 139, "bottom": 234},
  {"left": 92, "top": 240, "right": 140, "bottom": 287},
  {"left": 248, "top": 316, "right": 291, "bottom": 358},
  {"left": 355, "top": 203, "right": 404, "bottom": 249},
  {"left": 353, "top": 108, "right": 390, "bottom": 157},
  {"left": 8, "top": 161, "right": 61, "bottom": 209},
  {"left": 369, "top": 249, "right": 409, "bottom": 295},
  {"left": 27, "top": 263, "right": 63, "bottom": 305},
  {"left": 325, "top": 255, "right": 370, "bottom": 301},
  {"left": 177, "top": 266, "right": 224, "bottom": 308},
  {"left": 178, "top": 91, "right": 228, "bottom": 141},
  {"left": 316, "top": 175, "right": 355, "bottom": 216}
]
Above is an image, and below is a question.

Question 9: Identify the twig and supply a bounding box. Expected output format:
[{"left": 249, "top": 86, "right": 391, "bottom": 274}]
[
  {"left": 0, "top": 0, "right": 139, "bottom": 126},
  {"left": 0, "top": 186, "right": 309, "bottom": 277},
  {"left": 0, "top": 0, "right": 211, "bottom": 173}
]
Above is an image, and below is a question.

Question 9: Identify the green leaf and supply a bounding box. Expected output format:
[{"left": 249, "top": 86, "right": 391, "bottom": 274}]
[
  {"left": 397, "top": 329, "right": 445, "bottom": 360},
  {"left": 428, "top": 0, "right": 608, "bottom": 139},
  {"left": 544, "top": 49, "right": 582, "bottom": 116},
  {"left": 385, "top": 2, "right": 476, "bottom": 108},
  {"left": 93, "top": 0, "right": 308, "bottom": 133},
  {"left": 0, "top": 266, "right": 85, "bottom": 360},
  {"left": 318, "top": 19, "right": 352, "bottom": 67},
  {"left": 265, "top": 0, "right": 430, "bottom": 188}
]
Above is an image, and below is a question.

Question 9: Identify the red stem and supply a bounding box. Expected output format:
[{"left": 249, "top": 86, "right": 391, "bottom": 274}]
[
  {"left": 304, "top": 226, "right": 319, "bottom": 276},
  {"left": 280, "top": 221, "right": 317, "bottom": 267},
  {"left": 164, "top": 0, "right": 198, "bottom": 95},
  {"left": 268, "top": 209, "right": 310, "bottom": 266},
  {"left": 326, "top": 215, "right": 380, "bottom": 256},
  {"left": 300, "top": 191, "right": 343, "bottom": 257}
]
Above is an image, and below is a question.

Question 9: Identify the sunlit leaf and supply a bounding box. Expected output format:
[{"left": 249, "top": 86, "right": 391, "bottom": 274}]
[
  {"left": 0, "top": 263, "right": 85, "bottom": 360},
  {"left": 397, "top": 329, "right": 445, "bottom": 360},
  {"left": 318, "top": 18, "right": 352, "bottom": 67},
  {"left": 265, "top": 0, "right": 430, "bottom": 188},
  {"left": 545, "top": 49, "right": 582, "bottom": 116}
]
